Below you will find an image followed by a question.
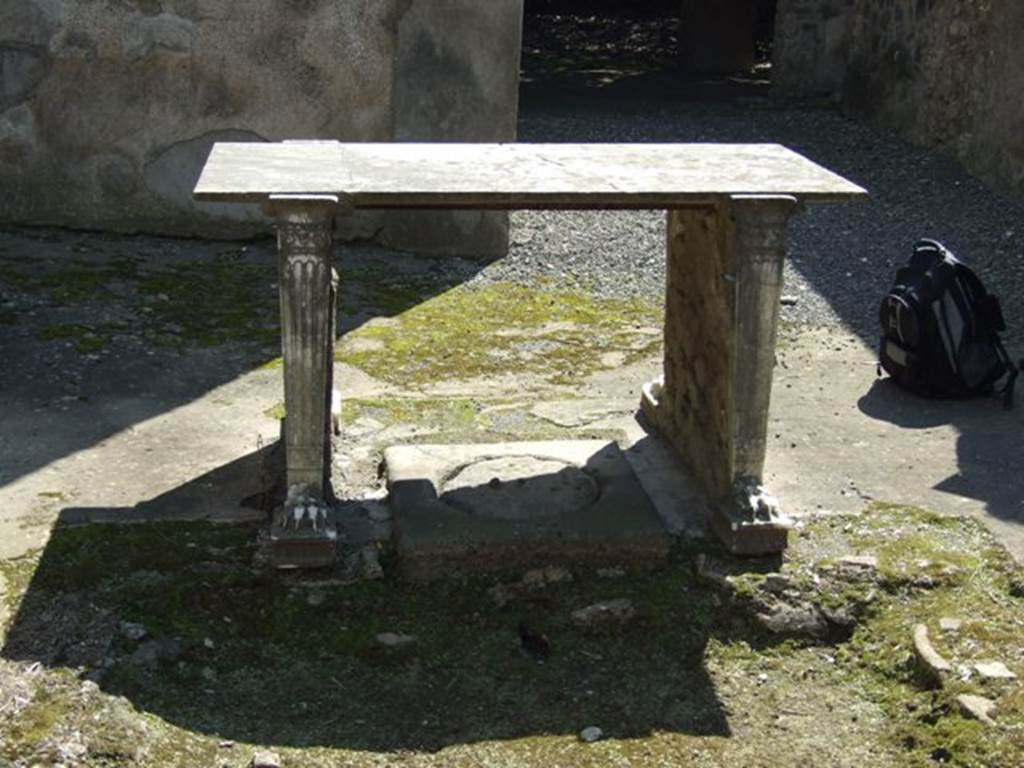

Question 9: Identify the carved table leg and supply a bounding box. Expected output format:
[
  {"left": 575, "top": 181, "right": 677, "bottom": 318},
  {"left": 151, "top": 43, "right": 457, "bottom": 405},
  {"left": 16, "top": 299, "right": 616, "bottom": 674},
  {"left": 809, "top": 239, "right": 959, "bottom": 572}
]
[
  {"left": 265, "top": 194, "right": 339, "bottom": 568},
  {"left": 641, "top": 195, "right": 799, "bottom": 554}
]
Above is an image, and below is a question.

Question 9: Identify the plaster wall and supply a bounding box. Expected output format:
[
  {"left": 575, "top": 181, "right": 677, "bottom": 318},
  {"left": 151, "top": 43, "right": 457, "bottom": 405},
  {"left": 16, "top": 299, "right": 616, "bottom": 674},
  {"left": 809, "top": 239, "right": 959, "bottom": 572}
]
[{"left": 0, "top": 0, "right": 524, "bottom": 255}]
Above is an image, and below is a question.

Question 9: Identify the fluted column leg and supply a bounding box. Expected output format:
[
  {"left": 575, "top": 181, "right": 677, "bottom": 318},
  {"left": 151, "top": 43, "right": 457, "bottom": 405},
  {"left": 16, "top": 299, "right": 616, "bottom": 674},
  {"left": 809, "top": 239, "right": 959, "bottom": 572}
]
[{"left": 266, "top": 194, "right": 339, "bottom": 567}]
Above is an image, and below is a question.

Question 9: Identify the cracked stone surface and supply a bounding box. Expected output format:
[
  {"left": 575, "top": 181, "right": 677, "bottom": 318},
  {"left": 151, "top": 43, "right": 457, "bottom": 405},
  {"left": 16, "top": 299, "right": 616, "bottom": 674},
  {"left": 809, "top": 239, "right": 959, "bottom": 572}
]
[{"left": 385, "top": 440, "right": 672, "bottom": 578}]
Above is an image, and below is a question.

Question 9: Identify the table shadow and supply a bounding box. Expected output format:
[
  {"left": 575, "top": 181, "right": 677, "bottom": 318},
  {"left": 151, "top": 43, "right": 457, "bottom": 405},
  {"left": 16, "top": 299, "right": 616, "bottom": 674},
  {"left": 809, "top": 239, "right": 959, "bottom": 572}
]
[{"left": 0, "top": 443, "right": 825, "bottom": 752}]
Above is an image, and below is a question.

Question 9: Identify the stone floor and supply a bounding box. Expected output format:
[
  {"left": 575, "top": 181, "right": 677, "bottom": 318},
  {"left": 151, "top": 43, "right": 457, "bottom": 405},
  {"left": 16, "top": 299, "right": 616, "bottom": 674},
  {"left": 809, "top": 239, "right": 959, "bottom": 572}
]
[
  {"left": 1, "top": 226, "right": 1023, "bottom": 768},
  {"left": 0, "top": 223, "right": 1021, "bottom": 565}
]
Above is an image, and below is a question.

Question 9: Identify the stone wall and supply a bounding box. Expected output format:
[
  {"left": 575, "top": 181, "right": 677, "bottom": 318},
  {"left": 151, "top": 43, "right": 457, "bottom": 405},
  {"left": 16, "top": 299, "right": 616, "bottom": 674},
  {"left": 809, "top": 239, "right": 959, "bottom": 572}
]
[
  {"left": 773, "top": 0, "right": 853, "bottom": 93},
  {"left": 0, "top": 0, "right": 523, "bottom": 255},
  {"left": 773, "top": 0, "right": 1024, "bottom": 206}
]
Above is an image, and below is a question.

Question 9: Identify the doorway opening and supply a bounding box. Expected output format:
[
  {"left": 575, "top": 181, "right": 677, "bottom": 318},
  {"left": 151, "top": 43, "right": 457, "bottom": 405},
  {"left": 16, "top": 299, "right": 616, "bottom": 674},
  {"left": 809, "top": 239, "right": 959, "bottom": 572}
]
[{"left": 520, "top": 0, "right": 779, "bottom": 91}]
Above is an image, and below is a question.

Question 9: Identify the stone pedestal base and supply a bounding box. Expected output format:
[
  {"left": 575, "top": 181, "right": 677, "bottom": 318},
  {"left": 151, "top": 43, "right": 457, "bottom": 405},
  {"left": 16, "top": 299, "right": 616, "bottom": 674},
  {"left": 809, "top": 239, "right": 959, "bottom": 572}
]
[
  {"left": 269, "top": 527, "right": 338, "bottom": 569},
  {"left": 270, "top": 495, "right": 338, "bottom": 569},
  {"left": 643, "top": 378, "right": 790, "bottom": 555}
]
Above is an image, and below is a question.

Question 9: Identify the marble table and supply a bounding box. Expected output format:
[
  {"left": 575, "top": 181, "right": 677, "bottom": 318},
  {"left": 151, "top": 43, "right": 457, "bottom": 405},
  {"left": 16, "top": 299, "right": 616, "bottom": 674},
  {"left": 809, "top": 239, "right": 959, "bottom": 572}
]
[{"left": 194, "top": 141, "right": 866, "bottom": 566}]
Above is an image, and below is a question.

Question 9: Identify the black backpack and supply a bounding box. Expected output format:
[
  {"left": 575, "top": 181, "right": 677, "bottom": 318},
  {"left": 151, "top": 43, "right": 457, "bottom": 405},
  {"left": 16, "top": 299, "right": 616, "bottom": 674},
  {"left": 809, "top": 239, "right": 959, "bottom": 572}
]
[{"left": 878, "top": 239, "right": 1018, "bottom": 408}]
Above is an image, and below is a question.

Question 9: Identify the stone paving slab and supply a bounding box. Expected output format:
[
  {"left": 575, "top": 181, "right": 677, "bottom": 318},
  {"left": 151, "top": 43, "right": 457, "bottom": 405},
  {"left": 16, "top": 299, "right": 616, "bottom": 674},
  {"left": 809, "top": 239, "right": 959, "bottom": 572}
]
[{"left": 384, "top": 440, "right": 672, "bottom": 579}]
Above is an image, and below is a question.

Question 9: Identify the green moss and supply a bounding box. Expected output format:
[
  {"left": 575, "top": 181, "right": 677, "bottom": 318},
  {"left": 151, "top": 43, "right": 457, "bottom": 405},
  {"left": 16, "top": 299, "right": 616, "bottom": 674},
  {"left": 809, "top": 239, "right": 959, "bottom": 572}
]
[
  {"left": 337, "top": 396, "right": 621, "bottom": 445},
  {"left": 4, "top": 683, "right": 71, "bottom": 751},
  {"left": 848, "top": 502, "right": 981, "bottom": 586},
  {"left": 336, "top": 282, "right": 662, "bottom": 387},
  {"left": 341, "top": 397, "right": 481, "bottom": 430},
  {"left": 41, "top": 266, "right": 118, "bottom": 303},
  {"left": 36, "top": 490, "right": 69, "bottom": 502},
  {"left": 36, "top": 323, "right": 107, "bottom": 354},
  {"left": 727, "top": 573, "right": 764, "bottom": 600},
  {"left": 3, "top": 502, "right": 1021, "bottom": 766},
  {"left": 808, "top": 503, "right": 1024, "bottom": 766},
  {"left": 0, "top": 522, "right": 749, "bottom": 760},
  {"left": 0, "top": 553, "right": 38, "bottom": 625},
  {"left": 0, "top": 262, "right": 36, "bottom": 292},
  {"left": 263, "top": 402, "right": 287, "bottom": 421},
  {"left": 137, "top": 260, "right": 279, "bottom": 349}
]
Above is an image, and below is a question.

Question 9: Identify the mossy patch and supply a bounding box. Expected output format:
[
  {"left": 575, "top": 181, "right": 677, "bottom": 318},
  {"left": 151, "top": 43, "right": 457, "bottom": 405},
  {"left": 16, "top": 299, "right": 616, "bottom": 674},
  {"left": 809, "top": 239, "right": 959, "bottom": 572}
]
[
  {"left": 137, "top": 260, "right": 280, "bottom": 350},
  {"left": 338, "top": 396, "right": 622, "bottom": 446},
  {"left": 1, "top": 503, "right": 1021, "bottom": 766},
  {"left": 0, "top": 522, "right": 746, "bottom": 764},
  {"left": 40, "top": 260, "right": 138, "bottom": 304},
  {"left": 798, "top": 503, "right": 1024, "bottom": 767},
  {"left": 2, "top": 251, "right": 282, "bottom": 354},
  {"left": 3, "top": 681, "right": 72, "bottom": 749},
  {"left": 37, "top": 323, "right": 108, "bottom": 354},
  {"left": 262, "top": 402, "right": 287, "bottom": 421},
  {"left": 336, "top": 282, "right": 662, "bottom": 388}
]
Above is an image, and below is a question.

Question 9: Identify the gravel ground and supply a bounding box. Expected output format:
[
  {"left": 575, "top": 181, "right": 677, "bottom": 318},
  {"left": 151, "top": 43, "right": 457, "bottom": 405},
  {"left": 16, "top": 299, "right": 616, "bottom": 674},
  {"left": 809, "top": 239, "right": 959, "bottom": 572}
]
[
  {"left": 470, "top": 88, "right": 1024, "bottom": 351},
  {"left": 466, "top": 12, "right": 1024, "bottom": 353}
]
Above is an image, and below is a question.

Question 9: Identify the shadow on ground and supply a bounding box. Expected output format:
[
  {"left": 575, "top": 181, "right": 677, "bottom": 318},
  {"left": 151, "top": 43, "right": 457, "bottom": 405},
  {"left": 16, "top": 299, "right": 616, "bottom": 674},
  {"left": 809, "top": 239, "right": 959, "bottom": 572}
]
[
  {"left": 0, "top": 491, "right": 772, "bottom": 751},
  {"left": 0, "top": 228, "right": 486, "bottom": 493},
  {"left": 857, "top": 378, "right": 1024, "bottom": 530}
]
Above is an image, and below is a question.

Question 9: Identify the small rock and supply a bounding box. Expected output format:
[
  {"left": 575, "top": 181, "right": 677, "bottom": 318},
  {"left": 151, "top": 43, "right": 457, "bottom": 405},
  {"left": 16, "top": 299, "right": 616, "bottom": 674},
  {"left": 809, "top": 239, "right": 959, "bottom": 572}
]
[
  {"left": 376, "top": 632, "right": 417, "bottom": 648},
  {"left": 838, "top": 555, "right": 878, "bottom": 571},
  {"left": 596, "top": 566, "right": 626, "bottom": 579},
  {"left": 819, "top": 602, "right": 857, "bottom": 631},
  {"left": 488, "top": 583, "right": 520, "bottom": 609},
  {"left": 203, "top": 637, "right": 215, "bottom": 650},
  {"left": 762, "top": 573, "right": 791, "bottom": 595},
  {"left": 939, "top": 618, "right": 962, "bottom": 633},
  {"left": 579, "top": 726, "right": 603, "bottom": 743},
  {"left": 201, "top": 666, "right": 216, "bottom": 681},
  {"left": 119, "top": 621, "right": 147, "bottom": 642},
  {"left": 361, "top": 545, "right": 384, "bottom": 580},
  {"left": 251, "top": 750, "right": 282, "bottom": 768},
  {"left": 780, "top": 295, "right": 799, "bottom": 306},
  {"left": 306, "top": 590, "right": 325, "bottom": 606},
  {"left": 522, "top": 566, "right": 573, "bottom": 589},
  {"left": 912, "top": 624, "right": 951, "bottom": 685},
  {"left": 756, "top": 603, "right": 827, "bottom": 636},
  {"left": 129, "top": 638, "right": 182, "bottom": 667},
  {"left": 956, "top": 694, "right": 997, "bottom": 725},
  {"left": 571, "top": 599, "right": 636, "bottom": 631},
  {"left": 219, "top": 740, "right": 235, "bottom": 749},
  {"left": 911, "top": 574, "right": 937, "bottom": 589},
  {"left": 694, "top": 554, "right": 733, "bottom": 592},
  {"left": 974, "top": 661, "right": 1017, "bottom": 680}
]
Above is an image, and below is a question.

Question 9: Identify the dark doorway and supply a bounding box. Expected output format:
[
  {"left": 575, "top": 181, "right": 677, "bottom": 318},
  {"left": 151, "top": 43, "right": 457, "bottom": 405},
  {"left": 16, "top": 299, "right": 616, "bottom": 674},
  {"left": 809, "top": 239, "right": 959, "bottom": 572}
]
[
  {"left": 521, "top": 0, "right": 778, "bottom": 89},
  {"left": 520, "top": 0, "right": 682, "bottom": 89}
]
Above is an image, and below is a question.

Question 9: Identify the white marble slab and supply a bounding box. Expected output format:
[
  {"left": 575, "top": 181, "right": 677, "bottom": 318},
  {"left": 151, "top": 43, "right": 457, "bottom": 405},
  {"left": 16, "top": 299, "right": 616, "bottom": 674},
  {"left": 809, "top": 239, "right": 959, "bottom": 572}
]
[{"left": 194, "top": 142, "right": 867, "bottom": 208}]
